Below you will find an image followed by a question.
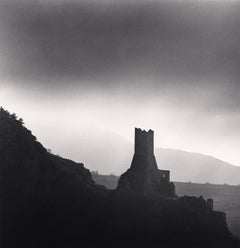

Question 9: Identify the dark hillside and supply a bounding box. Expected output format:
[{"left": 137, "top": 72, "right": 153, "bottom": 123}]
[
  {"left": 0, "top": 107, "right": 109, "bottom": 247},
  {"left": 0, "top": 108, "right": 238, "bottom": 247},
  {"left": 92, "top": 173, "right": 240, "bottom": 238}
]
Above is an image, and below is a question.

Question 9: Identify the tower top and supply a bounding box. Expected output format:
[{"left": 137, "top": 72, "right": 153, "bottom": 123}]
[
  {"left": 135, "top": 128, "right": 153, "bottom": 133},
  {"left": 134, "top": 127, "right": 154, "bottom": 156}
]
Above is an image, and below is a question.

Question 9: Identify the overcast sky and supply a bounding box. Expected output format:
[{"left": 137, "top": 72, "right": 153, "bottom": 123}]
[{"left": 0, "top": 0, "right": 240, "bottom": 167}]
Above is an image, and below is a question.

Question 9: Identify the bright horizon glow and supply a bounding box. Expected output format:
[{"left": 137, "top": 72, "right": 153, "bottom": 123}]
[{"left": 1, "top": 83, "right": 239, "bottom": 168}]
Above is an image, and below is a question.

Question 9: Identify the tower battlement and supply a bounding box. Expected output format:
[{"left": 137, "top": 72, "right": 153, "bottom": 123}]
[{"left": 134, "top": 128, "right": 154, "bottom": 156}]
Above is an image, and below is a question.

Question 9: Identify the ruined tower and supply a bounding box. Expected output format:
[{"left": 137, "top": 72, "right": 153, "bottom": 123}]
[
  {"left": 116, "top": 128, "right": 175, "bottom": 197},
  {"left": 134, "top": 128, "right": 154, "bottom": 156},
  {"left": 130, "top": 128, "right": 158, "bottom": 172}
]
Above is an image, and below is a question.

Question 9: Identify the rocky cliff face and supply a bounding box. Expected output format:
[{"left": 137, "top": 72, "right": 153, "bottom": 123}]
[{"left": 0, "top": 108, "right": 238, "bottom": 247}]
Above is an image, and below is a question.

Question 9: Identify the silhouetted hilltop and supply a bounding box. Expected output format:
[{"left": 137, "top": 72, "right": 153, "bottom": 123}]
[
  {"left": 0, "top": 108, "right": 239, "bottom": 247},
  {"left": 0, "top": 107, "right": 107, "bottom": 199},
  {"left": 0, "top": 107, "right": 108, "bottom": 247}
]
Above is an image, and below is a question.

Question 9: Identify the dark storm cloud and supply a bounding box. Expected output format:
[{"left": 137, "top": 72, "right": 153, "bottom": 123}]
[
  {"left": 1, "top": 0, "right": 240, "bottom": 116},
  {"left": 1, "top": 0, "right": 240, "bottom": 86}
]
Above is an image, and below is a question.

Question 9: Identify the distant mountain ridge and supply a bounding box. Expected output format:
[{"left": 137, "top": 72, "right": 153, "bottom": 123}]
[
  {"left": 156, "top": 148, "right": 240, "bottom": 185},
  {"left": 47, "top": 129, "right": 240, "bottom": 185}
]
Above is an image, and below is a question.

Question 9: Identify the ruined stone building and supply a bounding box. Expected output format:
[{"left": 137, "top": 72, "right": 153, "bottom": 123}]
[{"left": 116, "top": 128, "right": 175, "bottom": 197}]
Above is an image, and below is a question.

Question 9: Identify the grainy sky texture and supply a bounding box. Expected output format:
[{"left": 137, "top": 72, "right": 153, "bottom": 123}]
[{"left": 0, "top": 0, "right": 240, "bottom": 167}]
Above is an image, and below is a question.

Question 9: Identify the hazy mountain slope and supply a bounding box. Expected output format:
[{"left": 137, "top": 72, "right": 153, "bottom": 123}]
[
  {"left": 41, "top": 127, "right": 133, "bottom": 174},
  {"left": 157, "top": 148, "right": 240, "bottom": 185},
  {"left": 46, "top": 129, "right": 240, "bottom": 185}
]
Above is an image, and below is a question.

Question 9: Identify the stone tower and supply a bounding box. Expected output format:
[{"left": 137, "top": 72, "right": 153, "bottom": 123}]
[
  {"left": 116, "top": 128, "right": 175, "bottom": 197},
  {"left": 130, "top": 128, "right": 158, "bottom": 172},
  {"left": 134, "top": 128, "right": 154, "bottom": 156}
]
